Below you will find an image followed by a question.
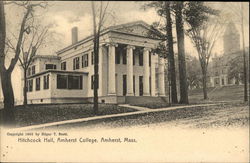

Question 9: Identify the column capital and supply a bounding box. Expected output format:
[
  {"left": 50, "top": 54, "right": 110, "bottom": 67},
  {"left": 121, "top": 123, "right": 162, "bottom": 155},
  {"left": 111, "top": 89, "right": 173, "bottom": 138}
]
[
  {"left": 126, "top": 45, "right": 136, "bottom": 50},
  {"left": 105, "top": 42, "right": 118, "bottom": 47},
  {"left": 159, "top": 57, "right": 165, "bottom": 65},
  {"left": 143, "top": 47, "right": 151, "bottom": 52}
]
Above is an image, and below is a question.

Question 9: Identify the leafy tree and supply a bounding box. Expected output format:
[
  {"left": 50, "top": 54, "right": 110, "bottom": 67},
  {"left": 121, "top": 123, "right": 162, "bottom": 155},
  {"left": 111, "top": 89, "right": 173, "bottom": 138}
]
[
  {"left": 186, "top": 55, "right": 202, "bottom": 89},
  {"left": 184, "top": 2, "right": 220, "bottom": 99},
  {"left": 143, "top": 1, "right": 178, "bottom": 103}
]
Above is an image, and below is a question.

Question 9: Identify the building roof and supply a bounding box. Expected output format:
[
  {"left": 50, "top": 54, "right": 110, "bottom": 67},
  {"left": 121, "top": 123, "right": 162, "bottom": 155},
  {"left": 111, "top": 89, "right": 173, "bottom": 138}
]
[
  {"left": 56, "top": 20, "right": 161, "bottom": 55},
  {"left": 27, "top": 70, "right": 88, "bottom": 79},
  {"left": 33, "top": 55, "right": 61, "bottom": 60}
]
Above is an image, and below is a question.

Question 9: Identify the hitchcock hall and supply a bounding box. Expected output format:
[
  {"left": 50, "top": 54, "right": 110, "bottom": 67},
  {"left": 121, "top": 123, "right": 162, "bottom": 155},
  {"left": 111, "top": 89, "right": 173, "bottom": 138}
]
[{"left": 24, "top": 21, "right": 167, "bottom": 104}]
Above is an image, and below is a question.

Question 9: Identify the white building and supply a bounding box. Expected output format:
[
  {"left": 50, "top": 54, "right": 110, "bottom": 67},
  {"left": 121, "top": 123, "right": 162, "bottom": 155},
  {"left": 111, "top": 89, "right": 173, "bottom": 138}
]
[{"left": 25, "top": 21, "right": 167, "bottom": 104}]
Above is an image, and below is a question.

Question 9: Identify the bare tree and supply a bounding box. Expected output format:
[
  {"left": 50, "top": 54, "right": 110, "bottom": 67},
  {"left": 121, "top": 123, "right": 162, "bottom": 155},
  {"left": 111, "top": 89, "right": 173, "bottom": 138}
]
[
  {"left": 186, "top": 18, "right": 223, "bottom": 99},
  {"left": 0, "top": 1, "right": 47, "bottom": 124},
  {"left": 91, "top": 1, "right": 109, "bottom": 115},
  {"left": 18, "top": 25, "right": 49, "bottom": 105}
]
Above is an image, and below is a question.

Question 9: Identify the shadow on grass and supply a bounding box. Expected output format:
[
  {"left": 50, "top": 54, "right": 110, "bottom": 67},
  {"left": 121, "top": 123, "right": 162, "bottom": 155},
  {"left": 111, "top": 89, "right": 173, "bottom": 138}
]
[{"left": 0, "top": 103, "right": 137, "bottom": 128}]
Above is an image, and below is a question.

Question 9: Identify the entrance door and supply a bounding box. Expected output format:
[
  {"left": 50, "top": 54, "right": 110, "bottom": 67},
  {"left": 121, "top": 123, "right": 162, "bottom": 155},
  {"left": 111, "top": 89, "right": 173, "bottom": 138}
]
[
  {"left": 123, "top": 75, "right": 127, "bottom": 96},
  {"left": 139, "top": 76, "right": 143, "bottom": 96}
]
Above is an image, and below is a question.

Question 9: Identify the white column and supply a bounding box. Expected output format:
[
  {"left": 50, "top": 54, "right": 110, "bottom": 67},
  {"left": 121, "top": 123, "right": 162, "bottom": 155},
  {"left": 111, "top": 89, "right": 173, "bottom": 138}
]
[
  {"left": 158, "top": 57, "right": 165, "bottom": 96},
  {"left": 151, "top": 54, "right": 156, "bottom": 96},
  {"left": 143, "top": 48, "right": 150, "bottom": 96},
  {"left": 98, "top": 45, "right": 103, "bottom": 96},
  {"left": 126, "top": 45, "right": 135, "bottom": 96},
  {"left": 108, "top": 43, "right": 117, "bottom": 95}
]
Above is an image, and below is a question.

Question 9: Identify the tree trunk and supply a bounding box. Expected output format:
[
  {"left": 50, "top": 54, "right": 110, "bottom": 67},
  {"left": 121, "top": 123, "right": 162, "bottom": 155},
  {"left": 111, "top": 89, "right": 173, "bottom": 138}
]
[
  {"left": 241, "top": 3, "right": 248, "bottom": 102},
  {"left": 93, "top": 34, "right": 99, "bottom": 115},
  {"left": 0, "top": 70, "right": 16, "bottom": 126},
  {"left": 23, "top": 69, "right": 27, "bottom": 105},
  {"left": 175, "top": 2, "right": 189, "bottom": 104},
  {"left": 201, "top": 68, "right": 208, "bottom": 100},
  {"left": 165, "top": 2, "right": 178, "bottom": 104}
]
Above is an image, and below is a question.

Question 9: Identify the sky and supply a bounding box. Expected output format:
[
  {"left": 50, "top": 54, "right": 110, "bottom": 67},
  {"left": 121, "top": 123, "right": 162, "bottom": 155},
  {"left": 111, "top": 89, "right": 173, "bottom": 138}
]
[{"left": 1, "top": 1, "right": 249, "bottom": 102}]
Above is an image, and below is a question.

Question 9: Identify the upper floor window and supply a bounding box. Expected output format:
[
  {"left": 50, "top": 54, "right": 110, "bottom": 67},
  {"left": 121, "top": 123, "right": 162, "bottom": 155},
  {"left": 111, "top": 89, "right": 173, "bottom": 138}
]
[
  {"left": 91, "top": 52, "right": 94, "bottom": 65},
  {"left": 73, "top": 57, "right": 80, "bottom": 70},
  {"left": 44, "top": 74, "right": 49, "bottom": 89},
  {"left": 133, "top": 53, "right": 135, "bottom": 65},
  {"left": 46, "top": 64, "right": 57, "bottom": 70},
  {"left": 139, "top": 52, "right": 143, "bottom": 66},
  {"left": 115, "top": 47, "right": 120, "bottom": 64},
  {"left": 122, "top": 49, "right": 127, "bottom": 64},
  {"left": 149, "top": 53, "right": 151, "bottom": 67},
  {"left": 36, "top": 77, "right": 40, "bottom": 91},
  {"left": 31, "top": 65, "right": 36, "bottom": 75},
  {"left": 82, "top": 54, "right": 88, "bottom": 68},
  {"left": 61, "top": 62, "right": 66, "bottom": 70}
]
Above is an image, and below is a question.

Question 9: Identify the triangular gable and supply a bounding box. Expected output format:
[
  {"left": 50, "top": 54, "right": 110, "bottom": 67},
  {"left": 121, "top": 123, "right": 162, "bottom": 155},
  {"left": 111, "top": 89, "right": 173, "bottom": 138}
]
[{"left": 109, "top": 21, "right": 154, "bottom": 37}]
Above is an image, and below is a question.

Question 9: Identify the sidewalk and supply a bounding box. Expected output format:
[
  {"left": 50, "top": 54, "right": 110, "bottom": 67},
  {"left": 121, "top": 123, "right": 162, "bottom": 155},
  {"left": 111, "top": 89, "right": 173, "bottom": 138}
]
[{"left": 11, "top": 103, "right": 221, "bottom": 131}]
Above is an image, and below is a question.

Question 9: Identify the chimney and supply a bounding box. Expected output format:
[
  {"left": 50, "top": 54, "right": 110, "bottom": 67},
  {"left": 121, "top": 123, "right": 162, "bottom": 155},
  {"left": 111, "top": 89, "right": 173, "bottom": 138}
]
[{"left": 71, "top": 27, "right": 78, "bottom": 44}]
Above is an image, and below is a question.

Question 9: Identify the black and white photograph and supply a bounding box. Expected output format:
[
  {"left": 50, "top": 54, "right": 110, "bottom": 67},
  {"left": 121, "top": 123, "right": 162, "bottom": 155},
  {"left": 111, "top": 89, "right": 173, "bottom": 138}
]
[{"left": 0, "top": 1, "right": 249, "bottom": 162}]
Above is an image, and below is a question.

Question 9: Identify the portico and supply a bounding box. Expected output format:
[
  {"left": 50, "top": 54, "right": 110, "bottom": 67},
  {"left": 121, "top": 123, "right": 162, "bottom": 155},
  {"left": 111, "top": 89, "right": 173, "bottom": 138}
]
[{"left": 105, "top": 42, "right": 165, "bottom": 98}]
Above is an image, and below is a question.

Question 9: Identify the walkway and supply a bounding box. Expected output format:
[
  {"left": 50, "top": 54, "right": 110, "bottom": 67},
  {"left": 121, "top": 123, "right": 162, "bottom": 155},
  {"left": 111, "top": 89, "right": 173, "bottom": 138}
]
[{"left": 10, "top": 103, "right": 222, "bottom": 131}]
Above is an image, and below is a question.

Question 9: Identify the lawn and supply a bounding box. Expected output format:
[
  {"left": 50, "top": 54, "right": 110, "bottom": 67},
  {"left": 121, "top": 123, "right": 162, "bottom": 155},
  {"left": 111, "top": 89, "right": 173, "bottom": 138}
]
[
  {"left": 54, "top": 102, "right": 249, "bottom": 130},
  {"left": 0, "top": 104, "right": 137, "bottom": 127}
]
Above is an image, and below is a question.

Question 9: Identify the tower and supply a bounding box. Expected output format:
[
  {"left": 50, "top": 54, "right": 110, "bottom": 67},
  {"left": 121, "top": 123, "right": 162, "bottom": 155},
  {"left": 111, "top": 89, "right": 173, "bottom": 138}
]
[{"left": 223, "top": 22, "right": 240, "bottom": 54}]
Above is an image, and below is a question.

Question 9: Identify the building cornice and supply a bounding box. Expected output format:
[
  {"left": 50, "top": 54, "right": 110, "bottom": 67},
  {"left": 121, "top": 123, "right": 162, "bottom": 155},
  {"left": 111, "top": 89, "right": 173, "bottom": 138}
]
[
  {"left": 27, "top": 70, "right": 88, "bottom": 79},
  {"left": 56, "top": 21, "right": 162, "bottom": 55}
]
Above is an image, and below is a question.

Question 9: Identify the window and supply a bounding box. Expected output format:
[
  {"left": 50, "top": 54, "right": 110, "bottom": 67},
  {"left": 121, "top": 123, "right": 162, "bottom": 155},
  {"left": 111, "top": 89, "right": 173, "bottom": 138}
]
[
  {"left": 139, "top": 52, "right": 143, "bottom": 66},
  {"left": 44, "top": 75, "right": 49, "bottom": 89},
  {"left": 61, "top": 62, "right": 66, "bottom": 70},
  {"left": 36, "top": 77, "right": 40, "bottom": 91},
  {"left": 115, "top": 47, "right": 120, "bottom": 64},
  {"left": 46, "top": 64, "right": 57, "bottom": 70},
  {"left": 133, "top": 75, "right": 135, "bottom": 94},
  {"left": 73, "top": 57, "right": 80, "bottom": 70},
  {"left": 32, "top": 65, "right": 36, "bottom": 75},
  {"left": 149, "top": 53, "right": 151, "bottom": 67},
  {"left": 82, "top": 54, "right": 88, "bottom": 68},
  {"left": 122, "top": 49, "right": 127, "bottom": 64},
  {"left": 133, "top": 53, "right": 135, "bottom": 65},
  {"left": 57, "top": 74, "right": 68, "bottom": 89},
  {"left": 28, "top": 79, "right": 33, "bottom": 92},
  {"left": 91, "top": 74, "right": 99, "bottom": 89},
  {"left": 91, "top": 52, "right": 94, "bottom": 65},
  {"left": 56, "top": 74, "right": 82, "bottom": 90},
  {"left": 68, "top": 75, "right": 82, "bottom": 89},
  {"left": 28, "top": 67, "right": 31, "bottom": 76},
  {"left": 123, "top": 75, "right": 127, "bottom": 96}
]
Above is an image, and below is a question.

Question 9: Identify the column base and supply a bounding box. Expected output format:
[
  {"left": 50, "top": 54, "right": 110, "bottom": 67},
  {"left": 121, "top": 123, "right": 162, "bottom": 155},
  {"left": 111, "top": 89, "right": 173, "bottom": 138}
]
[
  {"left": 108, "top": 93, "right": 116, "bottom": 96},
  {"left": 126, "top": 93, "right": 134, "bottom": 96},
  {"left": 159, "top": 94, "right": 166, "bottom": 97},
  {"left": 143, "top": 93, "right": 150, "bottom": 96}
]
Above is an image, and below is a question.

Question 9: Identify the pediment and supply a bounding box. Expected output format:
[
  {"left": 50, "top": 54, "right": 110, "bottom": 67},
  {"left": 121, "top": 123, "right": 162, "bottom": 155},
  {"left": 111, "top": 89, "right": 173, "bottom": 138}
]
[{"left": 112, "top": 22, "right": 152, "bottom": 37}]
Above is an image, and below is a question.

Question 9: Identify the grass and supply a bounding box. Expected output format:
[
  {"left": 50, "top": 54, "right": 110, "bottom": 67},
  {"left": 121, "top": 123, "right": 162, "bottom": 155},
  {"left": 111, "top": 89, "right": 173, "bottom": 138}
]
[
  {"left": 189, "top": 85, "right": 245, "bottom": 103},
  {"left": 55, "top": 102, "right": 249, "bottom": 130},
  {"left": 0, "top": 104, "right": 137, "bottom": 127}
]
